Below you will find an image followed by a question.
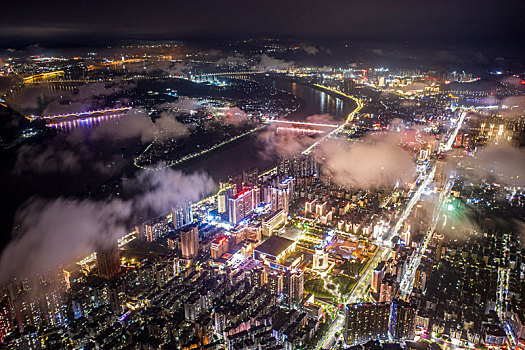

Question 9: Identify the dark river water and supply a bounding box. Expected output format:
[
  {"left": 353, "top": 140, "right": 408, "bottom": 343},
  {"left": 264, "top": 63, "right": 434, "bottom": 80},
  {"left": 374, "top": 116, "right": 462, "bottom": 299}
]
[{"left": 174, "top": 77, "right": 356, "bottom": 181}]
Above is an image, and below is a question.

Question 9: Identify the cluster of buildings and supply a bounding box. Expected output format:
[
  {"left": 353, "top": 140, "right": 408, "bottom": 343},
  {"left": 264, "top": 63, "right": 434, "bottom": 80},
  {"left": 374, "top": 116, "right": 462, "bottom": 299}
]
[
  {"left": 342, "top": 214, "right": 524, "bottom": 350},
  {"left": 410, "top": 218, "right": 523, "bottom": 348},
  {"left": 0, "top": 156, "right": 324, "bottom": 349},
  {"left": 453, "top": 113, "right": 525, "bottom": 151},
  {"left": 0, "top": 221, "right": 321, "bottom": 349},
  {"left": 345, "top": 299, "right": 417, "bottom": 345},
  {"left": 2, "top": 43, "right": 525, "bottom": 350}
]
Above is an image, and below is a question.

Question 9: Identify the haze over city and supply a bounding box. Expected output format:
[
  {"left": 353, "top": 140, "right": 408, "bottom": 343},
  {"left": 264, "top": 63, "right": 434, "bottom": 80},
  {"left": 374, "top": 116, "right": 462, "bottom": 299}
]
[{"left": 0, "top": 1, "right": 524, "bottom": 349}]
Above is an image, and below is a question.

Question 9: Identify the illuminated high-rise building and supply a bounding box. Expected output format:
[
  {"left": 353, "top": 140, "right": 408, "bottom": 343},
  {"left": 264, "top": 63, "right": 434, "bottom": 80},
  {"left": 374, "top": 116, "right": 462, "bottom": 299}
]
[
  {"left": 278, "top": 155, "right": 318, "bottom": 178},
  {"left": 210, "top": 236, "right": 229, "bottom": 260},
  {"left": 389, "top": 299, "right": 417, "bottom": 340},
  {"left": 243, "top": 168, "right": 259, "bottom": 188},
  {"left": 414, "top": 269, "right": 427, "bottom": 291},
  {"left": 279, "top": 177, "right": 294, "bottom": 200},
  {"left": 7, "top": 274, "right": 67, "bottom": 333},
  {"left": 144, "top": 217, "right": 169, "bottom": 242},
  {"left": 233, "top": 173, "right": 244, "bottom": 194},
  {"left": 217, "top": 186, "right": 235, "bottom": 215},
  {"left": 107, "top": 280, "right": 126, "bottom": 315},
  {"left": 172, "top": 201, "right": 193, "bottom": 230},
  {"left": 252, "top": 187, "right": 261, "bottom": 209},
  {"left": 271, "top": 187, "right": 289, "bottom": 213},
  {"left": 145, "top": 223, "right": 153, "bottom": 242},
  {"left": 251, "top": 266, "right": 267, "bottom": 289},
  {"left": 134, "top": 224, "right": 145, "bottom": 240},
  {"left": 344, "top": 302, "right": 390, "bottom": 345},
  {"left": 401, "top": 225, "right": 411, "bottom": 246},
  {"left": 305, "top": 199, "right": 317, "bottom": 213},
  {"left": 267, "top": 271, "right": 284, "bottom": 296},
  {"left": 0, "top": 296, "right": 11, "bottom": 344},
  {"left": 315, "top": 202, "right": 327, "bottom": 216},
  {"left": 180, "top": 224, "right": 199, "bottom": 259},
  {"left": 288, "top": 269, "right": 304, "bottom": 307},
  {"left": 270, "top": 187, "right": 284, "bottom": 212},
  {"left": 97, "top": 244, "right": 121, "bottom": 280},
  {"left": 218, "top": 194, "right": 227, "bottom": 214},
  {"left": 269, "top": 177, "right": 295, "bottom": 213},
  {"left": 372, "top": 262, "right": 385, "bottom": 295},
  {"left": 379, "top": 274, "right": 395, "bottom": 303},
  {"left": 228, "top": 189, "right": 254, "bottom": 225},
  {"left": 432, "top": 233, "right": 444, "bottom": 262}
]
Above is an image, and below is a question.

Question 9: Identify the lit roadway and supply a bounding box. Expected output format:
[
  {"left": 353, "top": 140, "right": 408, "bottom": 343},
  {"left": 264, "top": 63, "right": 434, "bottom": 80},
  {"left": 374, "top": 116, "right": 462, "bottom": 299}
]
[
  {"left": 350, "top": 111, "right": 468, "bottom": 302},
  {"left": 444, "top": 111, "right": 467, "bottom": 151},
  {"left": 497, "top": 233, "right": 515, "bottom": 347},
  {"left": 338, "top": 168, "right": 438, "bottom": 305},
  {"left": 134, "top": 125, "right": 265, "bottom": 170},
  {"left": 384, "top": 165, "right": 436, "bottom": 246},
  {"left": 318, "top": 314, "right": 345, "bottom": 350},
  {"left": 398, "top": 178, "right": 454, "bottom": 299},
  {"left": 316, "top": 110, "right": 468, "bottom": 349}
]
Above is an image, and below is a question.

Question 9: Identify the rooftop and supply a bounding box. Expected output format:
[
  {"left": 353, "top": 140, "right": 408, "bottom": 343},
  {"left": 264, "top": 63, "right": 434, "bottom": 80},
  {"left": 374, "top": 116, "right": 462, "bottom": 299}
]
[{"left": 254, "top": 235, "right": 295, "bottom": 257}]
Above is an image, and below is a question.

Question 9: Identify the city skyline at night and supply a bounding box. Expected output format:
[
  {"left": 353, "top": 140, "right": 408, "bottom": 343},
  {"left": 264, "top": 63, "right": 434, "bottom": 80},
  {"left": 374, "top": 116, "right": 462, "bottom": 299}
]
[{"left": 0, "top": 1, "right": 524, "bottom": 350}]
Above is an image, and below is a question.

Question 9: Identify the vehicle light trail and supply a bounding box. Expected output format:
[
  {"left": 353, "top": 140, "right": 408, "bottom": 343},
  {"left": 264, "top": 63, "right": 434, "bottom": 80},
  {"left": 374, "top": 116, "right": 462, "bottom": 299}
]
[{"left": 383, "top": 114, "right": 467, "bottom": 250}]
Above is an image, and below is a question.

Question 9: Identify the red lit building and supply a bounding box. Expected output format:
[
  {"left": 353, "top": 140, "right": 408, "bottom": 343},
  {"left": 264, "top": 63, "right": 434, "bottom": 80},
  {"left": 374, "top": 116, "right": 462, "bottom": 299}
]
[{"left": 229, "top": 189, "right": 254, "bottom": 225}]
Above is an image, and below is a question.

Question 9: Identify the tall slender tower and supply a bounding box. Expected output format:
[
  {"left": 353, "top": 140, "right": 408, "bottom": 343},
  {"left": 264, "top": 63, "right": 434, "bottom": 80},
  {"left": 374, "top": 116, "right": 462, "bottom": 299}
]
[
  {"left": 172, "top": 201, "right": 193, "bottom": 230},
  {"left": 97, "top": 243, "right": 121, "bottom": 279},
  {"left": 180, "top": 224, "right": 199, "bottom": 259}
]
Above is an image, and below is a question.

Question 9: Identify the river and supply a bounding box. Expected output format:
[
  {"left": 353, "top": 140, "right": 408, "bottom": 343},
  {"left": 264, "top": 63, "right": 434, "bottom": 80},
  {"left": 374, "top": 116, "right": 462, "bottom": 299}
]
[{"left": 174, "top": 77, "right": 357, "bottom": 181}]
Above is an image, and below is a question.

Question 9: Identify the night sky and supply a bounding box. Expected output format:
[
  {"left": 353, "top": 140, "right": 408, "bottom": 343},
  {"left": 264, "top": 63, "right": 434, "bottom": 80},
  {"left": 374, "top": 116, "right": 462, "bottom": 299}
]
[{"left": 1, "top": 0, "right": 524, "bottom": 46}]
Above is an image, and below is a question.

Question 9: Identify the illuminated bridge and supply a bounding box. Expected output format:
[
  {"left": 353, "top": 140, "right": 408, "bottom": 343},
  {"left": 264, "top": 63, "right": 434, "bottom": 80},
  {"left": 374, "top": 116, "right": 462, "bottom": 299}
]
[
  {"left": 102, "top": 58, "right": 142, "bottom": 66},
  {"left": 267, "top": 119, "right": 339, "bottom": 128},
  {"left": 193, "top": 71, "right": 264, "bottom": 82},
  {"left": 23, "top": 71, "right": 65, "bottom": 84},
  {"left": 24, "top": 79, "right": 108, "bottom": 85},
  {"left": 194, "top": 71, "right": 263, "bottom": 78},
  {"left": 26, "top": 107, "right": 132, "bottom": 122},
  {"left": 86, "top": 59, "right": 144, "bottom": 71},
  {"left": 276, "top": 126, "right": 325, "bottom": 135},
  {"left": 47, "top": 112, "right": 127, "bottom": 129}
]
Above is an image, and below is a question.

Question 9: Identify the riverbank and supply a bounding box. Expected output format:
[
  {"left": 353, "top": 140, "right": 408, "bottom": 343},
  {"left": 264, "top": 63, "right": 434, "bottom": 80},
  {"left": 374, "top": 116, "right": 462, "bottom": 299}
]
[{"left": 172, "top": 76, "right": 359, "bottom": 181}]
